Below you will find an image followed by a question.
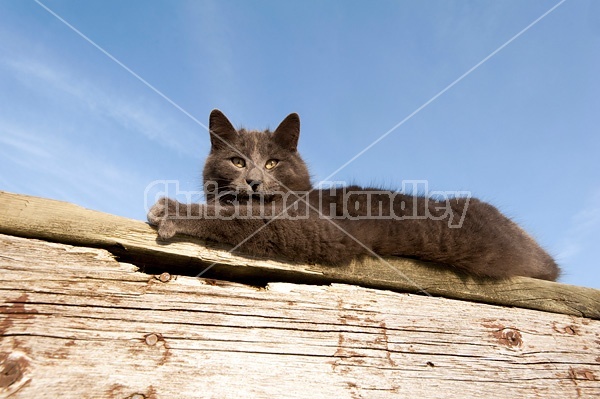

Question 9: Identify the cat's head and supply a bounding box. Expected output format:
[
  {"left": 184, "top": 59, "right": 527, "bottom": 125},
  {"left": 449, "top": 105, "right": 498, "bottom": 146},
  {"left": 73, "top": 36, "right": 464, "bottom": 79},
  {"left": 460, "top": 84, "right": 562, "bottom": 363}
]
[{"left": 203, "top": 109, "right": 312, "bottom": 203}]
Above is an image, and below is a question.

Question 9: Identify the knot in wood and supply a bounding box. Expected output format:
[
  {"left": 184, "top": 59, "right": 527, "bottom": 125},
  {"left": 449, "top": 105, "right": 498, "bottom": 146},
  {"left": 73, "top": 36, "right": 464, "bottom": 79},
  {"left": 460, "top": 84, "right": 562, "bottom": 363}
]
[
  {"left": 564, "top": 325, "right": 577, "bottom": 335},
  {"left": 499, "top": 328, "right": 522, "bottom": 348},
  {"left": 157, "top": 272, "right": 171, "bottom": 283},
  {"left": 0, "top": 358, "right": 23, "bottom": 388},
  {"left": 145, "top": 333, "right": 160, "bottom": 346}
]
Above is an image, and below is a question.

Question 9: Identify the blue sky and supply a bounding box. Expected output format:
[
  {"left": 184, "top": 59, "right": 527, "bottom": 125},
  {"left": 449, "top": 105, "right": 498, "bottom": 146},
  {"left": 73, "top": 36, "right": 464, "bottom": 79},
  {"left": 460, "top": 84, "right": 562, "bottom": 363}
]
[{"left": 0, "top": 0, "right": 598, "bottom": 288}]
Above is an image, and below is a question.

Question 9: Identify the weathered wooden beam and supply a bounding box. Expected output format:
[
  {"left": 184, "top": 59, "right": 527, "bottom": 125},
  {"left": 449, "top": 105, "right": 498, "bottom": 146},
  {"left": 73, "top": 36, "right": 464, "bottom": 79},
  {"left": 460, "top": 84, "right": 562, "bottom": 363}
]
[
  {"left": 0, "top": 191, "right": 599, "bottom": 319},
  {"left": 1, "top": 234, "right": 598, "bottom": 398}
]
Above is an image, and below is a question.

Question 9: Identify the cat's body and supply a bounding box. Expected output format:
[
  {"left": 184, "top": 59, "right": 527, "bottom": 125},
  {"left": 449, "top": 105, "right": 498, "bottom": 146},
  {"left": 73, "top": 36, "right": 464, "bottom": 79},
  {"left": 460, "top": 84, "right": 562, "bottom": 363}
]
[{"left": 148, "top": 110, "right": 560, "bottom": 281}]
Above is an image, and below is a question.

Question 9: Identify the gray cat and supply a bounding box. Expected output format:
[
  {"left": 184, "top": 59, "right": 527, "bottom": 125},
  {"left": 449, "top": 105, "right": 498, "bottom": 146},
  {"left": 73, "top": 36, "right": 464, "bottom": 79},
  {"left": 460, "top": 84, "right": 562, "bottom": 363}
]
[{"left": 148, "top": 110, "right": 560, "bottom": 281}]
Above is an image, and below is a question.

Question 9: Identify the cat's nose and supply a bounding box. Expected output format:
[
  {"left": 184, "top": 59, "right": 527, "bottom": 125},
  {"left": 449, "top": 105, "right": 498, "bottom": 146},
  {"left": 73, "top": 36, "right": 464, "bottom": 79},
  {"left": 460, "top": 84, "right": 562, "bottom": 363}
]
[{"left": 246, "top": 179, "right": 262, "bottom": 192}]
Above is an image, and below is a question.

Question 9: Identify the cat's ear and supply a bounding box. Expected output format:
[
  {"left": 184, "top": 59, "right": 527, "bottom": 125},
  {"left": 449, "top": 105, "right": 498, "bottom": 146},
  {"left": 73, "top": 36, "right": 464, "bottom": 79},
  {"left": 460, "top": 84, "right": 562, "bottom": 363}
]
[
  {"left": 273, "top": 113, "right": 300, "bottom": 151},
  {"left": 209, "top": 109, "right": 237, "bottom": 150}
]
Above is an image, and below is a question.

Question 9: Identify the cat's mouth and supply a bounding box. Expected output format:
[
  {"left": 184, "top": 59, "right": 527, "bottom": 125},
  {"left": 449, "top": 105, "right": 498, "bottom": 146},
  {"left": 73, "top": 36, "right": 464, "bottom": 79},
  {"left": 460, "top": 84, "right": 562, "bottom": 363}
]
[{"left": 218, "top": 190, "right": 277, "bottom": 204}]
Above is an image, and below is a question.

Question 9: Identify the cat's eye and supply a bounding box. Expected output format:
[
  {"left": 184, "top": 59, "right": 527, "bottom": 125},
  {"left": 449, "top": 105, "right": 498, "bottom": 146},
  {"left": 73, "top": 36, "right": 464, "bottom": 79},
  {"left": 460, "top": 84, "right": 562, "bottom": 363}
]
[
  {"left": 265, "top": 159, "right": 279, "bottom": 170},
  {"left": 231, "top": 157, "right": 246, "bottom": 168}
]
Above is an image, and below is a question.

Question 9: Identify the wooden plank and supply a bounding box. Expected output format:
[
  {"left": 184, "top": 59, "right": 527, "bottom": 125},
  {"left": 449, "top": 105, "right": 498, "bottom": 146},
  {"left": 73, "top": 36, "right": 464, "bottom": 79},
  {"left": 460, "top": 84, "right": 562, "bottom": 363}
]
[
  {"left": 0, "top": 191, "right": 599, "bottom": 319},
  {"left": 1, "top": 234, "right": 599, "bottom": 399}
]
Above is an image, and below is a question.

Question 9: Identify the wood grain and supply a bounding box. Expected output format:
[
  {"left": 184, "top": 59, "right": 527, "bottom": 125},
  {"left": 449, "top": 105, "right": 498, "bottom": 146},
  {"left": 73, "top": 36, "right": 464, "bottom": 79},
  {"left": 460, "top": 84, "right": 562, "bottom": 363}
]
[
  {"left": 1, "top": 191, "right": 599, "bottom": 319},
  {"left": 1, "top": 234, "right": 599, "bottom": 398}
]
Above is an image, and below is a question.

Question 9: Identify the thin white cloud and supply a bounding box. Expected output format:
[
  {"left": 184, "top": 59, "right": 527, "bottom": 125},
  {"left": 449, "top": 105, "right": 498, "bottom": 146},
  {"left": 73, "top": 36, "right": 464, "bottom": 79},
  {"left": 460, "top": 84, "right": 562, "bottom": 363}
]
[
  {"left": 0, "top": 127, "right": 52, "bottom": 160},
  {"left": 0, "top": 121, "right": 117, "bottom": 190},
  {"left": 1, "top": 56, "right": 204, "bottom": 157},
  {"left": 0, "top": 117, "right": 152, "bottom": 219},
  {"left": 557, "top": 189, "right": 600, "bottom": 262},
  {"left": 0, "top": 24, "right": 208, "bottom": 220}
]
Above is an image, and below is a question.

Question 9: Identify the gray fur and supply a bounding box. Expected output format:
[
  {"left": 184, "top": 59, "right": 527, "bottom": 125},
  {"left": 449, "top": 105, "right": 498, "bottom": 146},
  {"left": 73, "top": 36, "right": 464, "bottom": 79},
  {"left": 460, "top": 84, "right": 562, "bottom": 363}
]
[{"left": 148, "top": 110, "right": 560, "bottom": 281}]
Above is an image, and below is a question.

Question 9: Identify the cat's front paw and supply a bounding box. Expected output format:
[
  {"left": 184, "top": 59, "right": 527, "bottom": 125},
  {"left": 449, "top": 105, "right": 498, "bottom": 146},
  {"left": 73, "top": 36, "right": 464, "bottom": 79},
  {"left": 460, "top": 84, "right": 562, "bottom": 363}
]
[
  {"left": 147, "top": 197, "right": 172, "bottom": 225},
  {"left": 147, "top": 197, "right": 180, "bottom": 240}
]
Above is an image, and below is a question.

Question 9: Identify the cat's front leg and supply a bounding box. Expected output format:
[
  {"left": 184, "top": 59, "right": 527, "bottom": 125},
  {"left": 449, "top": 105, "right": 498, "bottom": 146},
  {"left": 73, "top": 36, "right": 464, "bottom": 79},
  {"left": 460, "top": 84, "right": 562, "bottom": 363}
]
[
  {"left": 147, "top": 197, "right": 180, "bottom": 239},
  {"left": 147, "top": 197, "right": 204, "bottom": 240}
]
